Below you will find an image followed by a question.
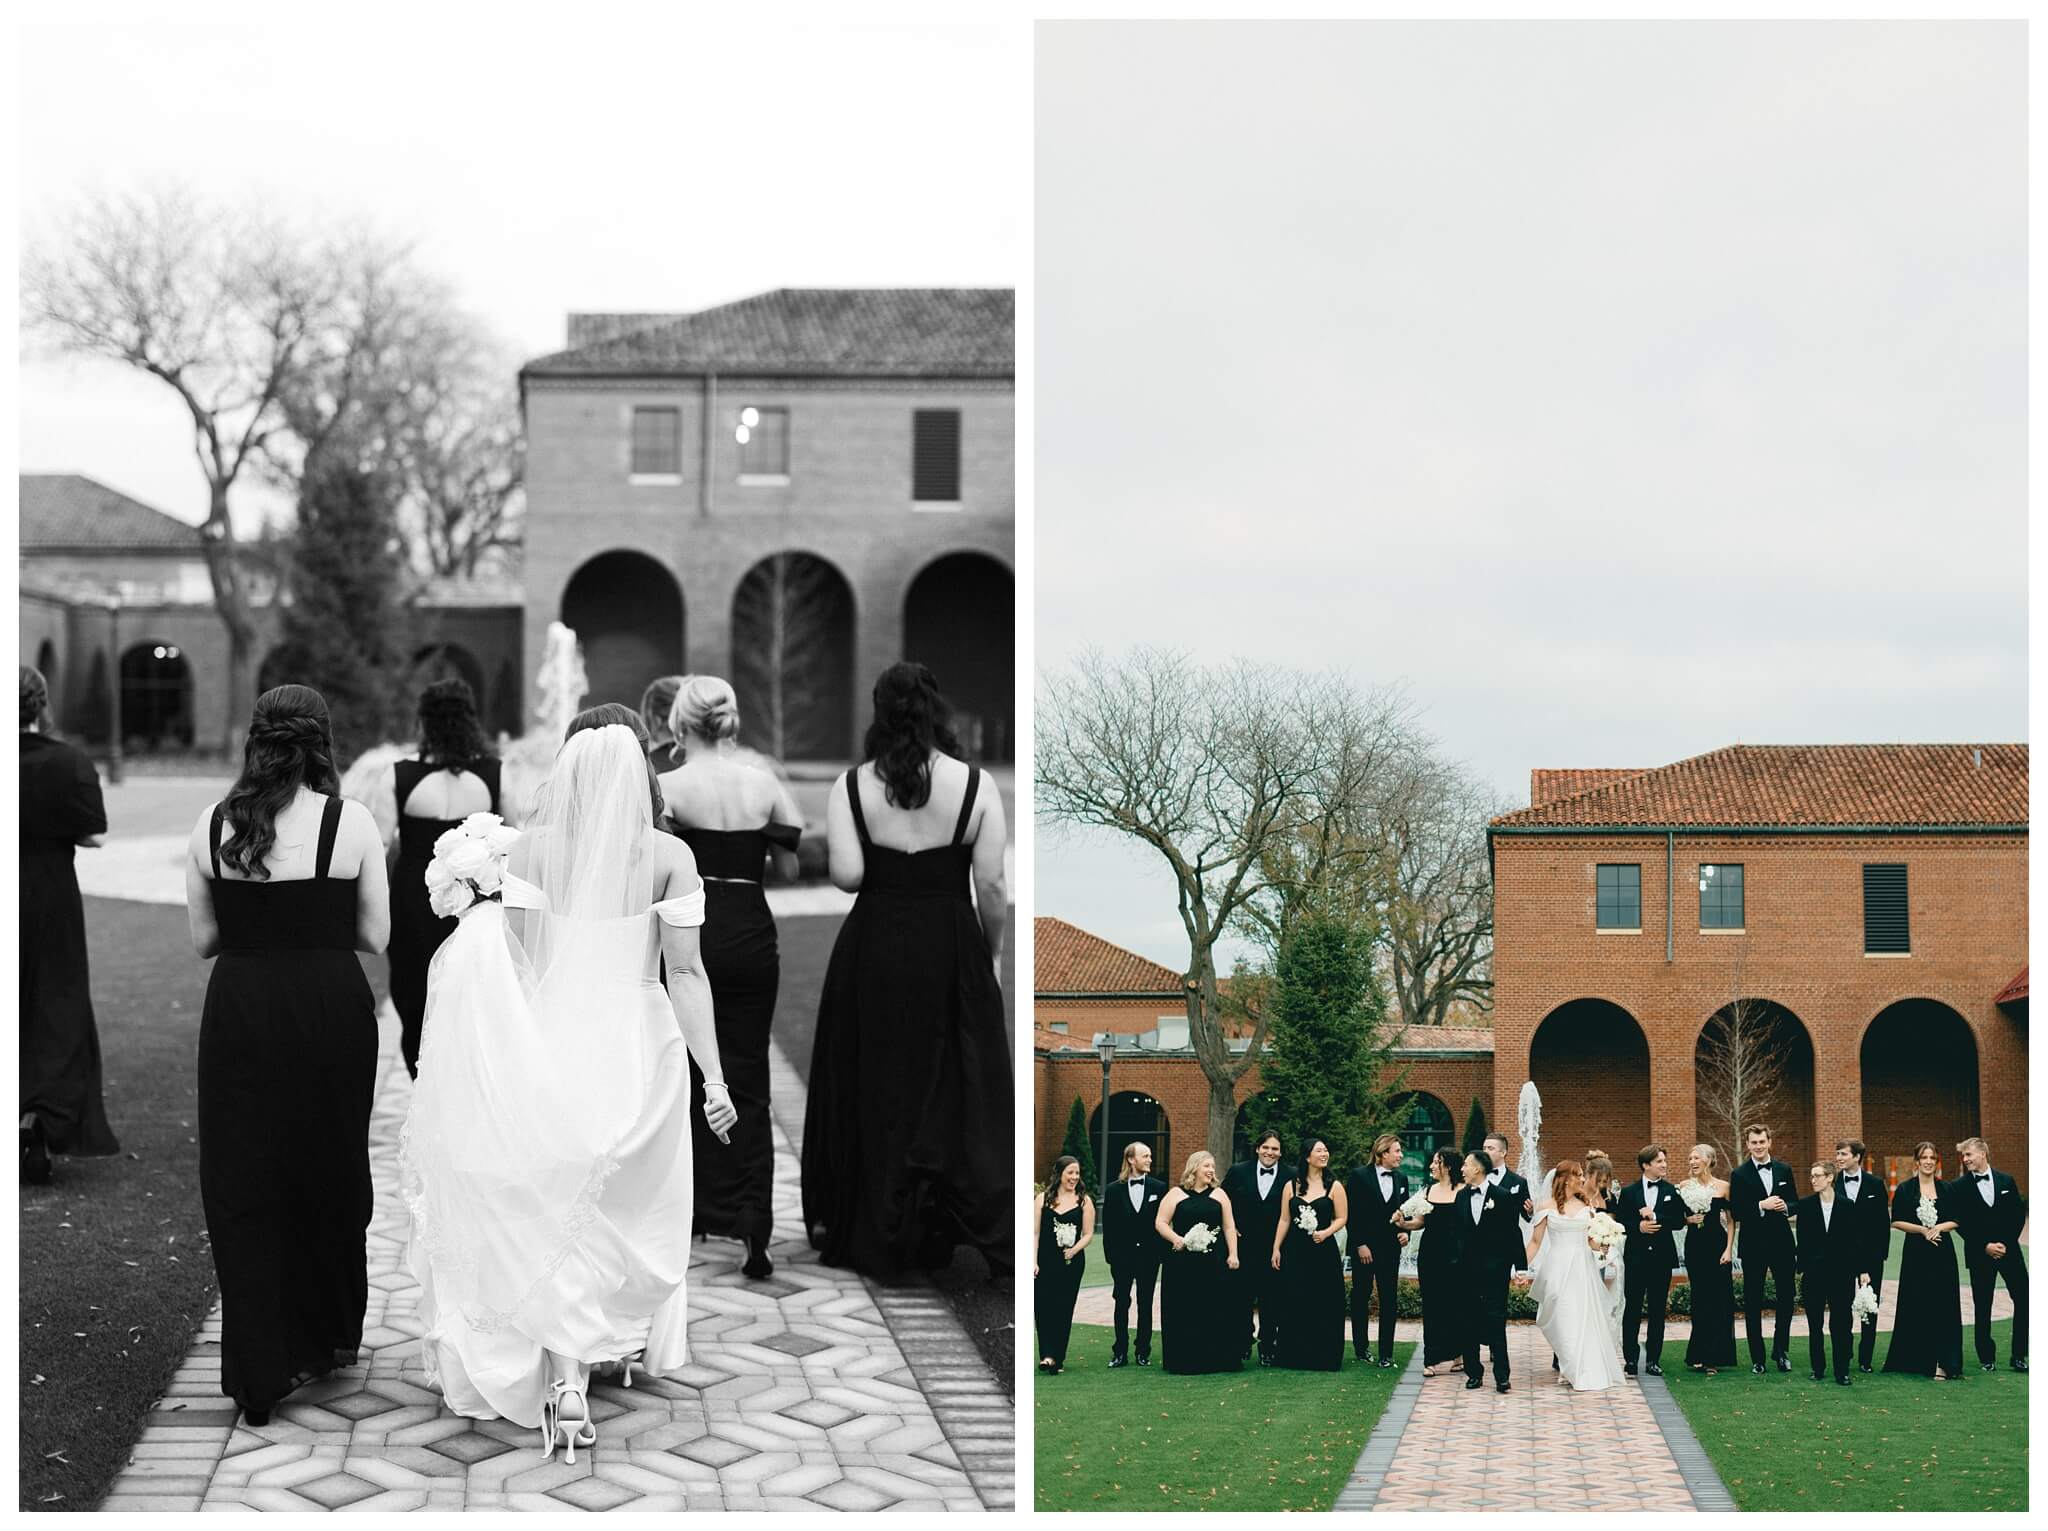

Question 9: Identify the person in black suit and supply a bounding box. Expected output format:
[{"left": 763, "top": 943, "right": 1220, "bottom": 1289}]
[
  {"left": 1481, "top": 1132, "right": 1534, "bottom": 1232},
  {"left": 1795, "top": 1162, "right": 1870, "bottom": 1384},
  {"left": 1103, "top": 1140, "right": 1169, "bottom": 1367},
  {"left": 1832, "top": 1139, "right": 1890, "bottom": 1372},
  {"left": 1953, "top": 1136, "right": 2028, "bottom": 1372},
  {"left": 1220, "top": 1130, "right": 1292, "bottom": 1365},
  {"left": 1345, "top": 1132, "right": 1410, "bottom": 1367},
  {"left": 1455, "top": 1150, "right": 1524, "bottom": 1392},
  {"left": 1616, "top": 1144, "right": 1686, "bottom": 1375},
  {"left": 1730, "top": 1123, "right": 1799, "bottom": 1373}
]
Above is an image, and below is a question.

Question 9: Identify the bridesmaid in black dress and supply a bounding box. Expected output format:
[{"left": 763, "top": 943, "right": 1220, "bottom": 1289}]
[
  {"left": 1271, "top": 1136, "right": 1348, "bottom": 1370},
  {"left": 19, "top": 665, "right": 120, "bottom": 1183},
  {"left": 1395, "top": 1148, "right": 1467, "bottom": 1375},
  {"left": 1884, "top": 1140, "right": 1966, "bottom": 1379},
  {"left": 1156, "top": 1150, "right": 1244, "bottom": 1374},
  {"left": 184, "top": 686, "right": 390, "bottom": 1424},
  {"left": 803, "top": 664, "right": 1011, "bottom": 1278},
  {"left": 386, "top": 680, "right": 500, "bottom": 1079},
  {"left": 659, "top": 675, "right": 802, "bottom": 1279},
  {"left": 1681, "top": 1144, "right": 1737, "bottom": 1374},
  {"left": 1034, "top": 1156, "right": 1094, "bottom": 1373}
]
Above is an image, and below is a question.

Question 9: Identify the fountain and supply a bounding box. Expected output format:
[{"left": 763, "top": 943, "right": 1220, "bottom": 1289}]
[{"left": 1518, "top": 1079, "right": 1547, "bottom": 1227}]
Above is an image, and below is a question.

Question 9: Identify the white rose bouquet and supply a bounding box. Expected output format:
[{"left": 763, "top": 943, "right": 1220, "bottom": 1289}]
[
  {"left": 1396, "top": 1190, "right": 1431, "bottom": 1222},
  {"left": 425, "top": 812, "right": 522, "bottom": 918},
  {"left": 1916, "top": 1197, "right": 1941, "bottom": 1237},
  {"left": 1295, "top": 1200, "right": 1320, "bottom": 1236},
  {"left": 1587, "top": 1210, "right": 1625, "bottom": 1272},
  {"left": 1677, "top": 1180, "right": 1714, "bottom": 1217},
  {"left": 1180, "top": 1223, "right": 1217, "bottom": 1254},
  {"left": 1053, "top": 1221, "right": 1078, "bottom": 1249},
  {"left": 1851, "top": 1284, "right": 1880, "bottom": 1323}
]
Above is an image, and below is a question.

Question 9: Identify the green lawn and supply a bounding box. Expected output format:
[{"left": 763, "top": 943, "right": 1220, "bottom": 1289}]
[
  {"left": 1664, "top": 1319, "right": 2027, "bottom": 1512},
  {"left": 1034, "top": 1322, "right": 1410, "bottom": 1511}
]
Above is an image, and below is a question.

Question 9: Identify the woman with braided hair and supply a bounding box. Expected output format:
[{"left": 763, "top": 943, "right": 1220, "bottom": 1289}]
[
  {"left": 19, "top": 664, "right": 119, "bottom": 1183},
  {"left": 184, "top": 685, "right": 390, "bottom": 1425}
]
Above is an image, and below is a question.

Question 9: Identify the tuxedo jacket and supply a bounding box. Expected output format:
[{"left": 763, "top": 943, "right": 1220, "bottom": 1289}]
[
  {"left": 1452, "top": 1182, "right": 1527, "bottom": 1274},
  {"left": 1345, "top": 1164, "right": 1411, "bottom": 1255},
  {"left": 1102, "top": 1174, "right": 1169, "bottom": 1268},
  {"left": 1794, "top": 1193, "right": 1867, "bottom": 1286},
  {"left": 1487, "top": 1166, "right": 1533, "bottom": 1218},
  {"left": 1730, "top": 1159, "right": 1799, "bottom": 1257},
  {"left": 1832, "top": 1170, "right": 1890, "bottom": 1276},
  {"left": 1616, "top": 1178, "right": 1686, "bottom": 1266},
  {"left": 1950, "top": 1169, "right": 2029, "bottom": 1269},
  {"left": 1220, "top": 1160, "right": 1294, "bottom": 1258}
]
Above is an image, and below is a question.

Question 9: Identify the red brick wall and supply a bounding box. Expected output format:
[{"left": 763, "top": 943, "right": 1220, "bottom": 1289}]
[{"left": 1492, "top": 833, "right": 2028, "bottom": 1188}]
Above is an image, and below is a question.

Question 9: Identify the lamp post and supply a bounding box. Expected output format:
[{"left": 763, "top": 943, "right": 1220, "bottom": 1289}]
[
  {"left": 1095, "top": 1034, "right": 1116, "bottom": 1202},
  {"left": 104, "top": 590, "right": 125, "bottom": 786}
]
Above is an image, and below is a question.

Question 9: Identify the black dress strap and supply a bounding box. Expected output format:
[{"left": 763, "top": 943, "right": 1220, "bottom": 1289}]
[
  {"left": 209, "top": 804, "right": 224, "bottom": 880},
  {"left": 951, "top": 767, "right": 982, "bottom": 846},
  {"left": 845, "top": 770, "right": 872, "bottom": 848},
  {"left": 392, "top": 759, "right": 425, "bottom": 813},
  {"left": 478, "top": 757, "right": 503, "bottom": 811},
  {"left": 314, "top": 796, "right": 343, "bottom": 879}
]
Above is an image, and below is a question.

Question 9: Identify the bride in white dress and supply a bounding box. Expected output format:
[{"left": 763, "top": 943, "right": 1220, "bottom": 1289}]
[
  {"left": 1523, "top": 1159, "right": 1630, "bottom": 1392},
  {"left": 399, "top": 710, "right": 739, "bottom": 1460}
]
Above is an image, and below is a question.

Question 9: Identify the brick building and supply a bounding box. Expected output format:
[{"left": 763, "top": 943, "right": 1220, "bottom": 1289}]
[
  {"left": 1032, "top": 917, "right": 1495, "bottom": 1185},
  {"left": 518, "top": 289, "right": 1014, "bottom": 762},
  {"left": 1489, "top": 745, "right": 2028, "bottom": 1189}
]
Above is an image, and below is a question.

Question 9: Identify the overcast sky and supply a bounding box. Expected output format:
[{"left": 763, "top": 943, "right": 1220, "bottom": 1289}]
[
  {"left": 17, "top": 18, "right": 1021, "bottom": 524},
  {"left": 1036, "top": 21, "right": 2027, "bottom": 970}
]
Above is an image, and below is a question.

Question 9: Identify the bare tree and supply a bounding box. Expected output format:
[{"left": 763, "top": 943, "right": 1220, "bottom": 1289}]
[
  {"left": 732, "top": 553, "right": 850, "bottom": 759},
  {"left": 1376, "top": 758, "right": 1502, "bottom": 1028},
  {"left": 1036, "top": 648, "right": 1415, "bottom": 1159},
  {"left": 1695, "top": 950, "right": 1790, "bottom": 1168}
]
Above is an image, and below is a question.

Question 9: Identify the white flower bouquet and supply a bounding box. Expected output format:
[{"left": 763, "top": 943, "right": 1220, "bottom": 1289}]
[
  {"left": 1916, "top": 1197, "right": 1940, "bottom": 1230},
  {"left": 425, "top": 812, "right": 522, "bottom": 918},
  {"left": 1677, "top": 1180, "right": 1714, "bottom": 1217},
  {"left": 1396, "top": 1190, "right": 1431, "bottom": 1222},
  {"left": 1180, "top": 1223, "right": 1217, "bottom": 1254},
  {"left": 1053, "top": 1221, "right": 1078, "bottom": 1249},
  {"left": 1295, "top": 1201, "right": 1320, "bottom": 1235},
  {"left": 1851, "top": 1284, "right": 1880, "bottom": 1323},
  {"left": 1587, "top": 1211, "right": 1625, "bottom": 1251}
]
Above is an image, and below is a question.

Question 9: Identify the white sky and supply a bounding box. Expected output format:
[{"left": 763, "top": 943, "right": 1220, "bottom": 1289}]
[
  {"left": 1036, "top": 21, "right": 2028, "bottom": 969},
  {"left": 17, "top": 17, "right": 1022, "bottom": 526}
]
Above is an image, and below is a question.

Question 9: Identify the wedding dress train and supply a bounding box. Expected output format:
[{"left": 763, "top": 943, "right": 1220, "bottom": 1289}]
[{"left": 1528, "top": 1209, "right": 1630, "bottom": 1391}]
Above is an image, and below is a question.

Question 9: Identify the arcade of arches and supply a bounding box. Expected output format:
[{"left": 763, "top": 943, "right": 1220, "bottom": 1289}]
[{"left": 1528, "top": 1000, "right": 1652, "bottom": 1172}]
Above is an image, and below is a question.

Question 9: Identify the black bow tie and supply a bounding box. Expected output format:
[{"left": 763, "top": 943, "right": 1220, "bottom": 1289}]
[{"left": 1974, "top": 1173, "right": 1991, "bottom": 1183}]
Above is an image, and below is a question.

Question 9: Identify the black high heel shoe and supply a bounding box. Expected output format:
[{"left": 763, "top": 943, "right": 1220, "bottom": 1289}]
[{"left": 742, "top": 1233, "right": 774, "bottom": 1279}]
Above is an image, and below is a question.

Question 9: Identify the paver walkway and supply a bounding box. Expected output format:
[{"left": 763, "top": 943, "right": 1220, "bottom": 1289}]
[{"left": 99, "top": 1006, "right": 1011, "bottom": 1512}]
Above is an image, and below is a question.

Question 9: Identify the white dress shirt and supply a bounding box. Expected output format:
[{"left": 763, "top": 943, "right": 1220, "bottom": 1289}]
[
  {"left": 1257, "top": 1165, "right": 1277, "bottom": 1200},
  {"left": 1976, "top": 1171, "right": 1996, "bottom": 1207},
  {"left": 1470, "top": 1188, "right": 1485, "bottom": 1225},
  {"left": 1129, "top": 1180, "right": 1146, "bottom": 1213}
]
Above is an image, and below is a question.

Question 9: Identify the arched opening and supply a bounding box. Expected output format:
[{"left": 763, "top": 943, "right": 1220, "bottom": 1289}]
[
  {"left": 257, "top": 642, "right": 315, "bottom": 696},
  {"left": 1694, "top": 998, "right": 1817, "bottom": 1172},
  {"left": 561, "top": 552, "right": 684, "bottom": 714},
  {"left": 903, "top": 552, "right": 1013, "bottom": 762},
  {"left": 119, "top": 641, "right": 194, "bottom": 752},
  {"left": 1090, "top": 1090, "right": 1172, "bottom": 1189},
  {"left": 1861, "top": 1000, "right": 1980, "bottom": 1183},
  {"left": 409, "top": 642, "right": 487, "bottom": 712},
  {"left": 729, "top": 551, "right": 855, "bottom": 760},
  {"left": 1390, "top": 1091, "right": 1455, "bottom": 1182},
  {"left": 1530, "top": 1000, "right": 1652, "bottom": 1168},
  {"left": 34, "top": 639, "right": 59, "bottom": 726}
]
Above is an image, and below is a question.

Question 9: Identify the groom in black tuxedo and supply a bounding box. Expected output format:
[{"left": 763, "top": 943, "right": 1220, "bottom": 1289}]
[
  {"left": 1456, "top": 1152, "right": 1525, "bottom": 1392},
  {"left": 1617, "top": 1144, "right": 1685, "bottom": 1375},
  {"left": 1832, "top": 1139, "right": 1889, "bottom": 1372},
  {"left": 1730, "top": 1123, "right": 1799, "bottom": 1373},
  {"left": 1344, "top": 1133, "right": 1410, "bottom": 1366},
  {"left": 1952, "top": 1136, "right": 2029, "bottom": 1372},
  {"left": 1795, "top": 1161, "right": 1869, "bottom": 1384},
  {"left": 1482, "top": 1132, "right": 1534, "bottom": 1228},
  {"left": 1102, "top": 1141, "right": 1168, "bottom": 1367},
  {"left": 1221, "top": 1130, "right": 1291, "bottom": 1365}
]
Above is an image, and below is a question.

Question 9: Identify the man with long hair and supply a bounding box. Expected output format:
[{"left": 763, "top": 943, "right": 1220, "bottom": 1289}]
[{"left": 1103, "top": 1139, "right": 1168, "bottom": 1366}]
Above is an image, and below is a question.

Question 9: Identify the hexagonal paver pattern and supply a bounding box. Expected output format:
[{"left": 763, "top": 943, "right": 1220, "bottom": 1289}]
[{"left": 98, "top": 999, "right": 1011, "bottom": 1512}]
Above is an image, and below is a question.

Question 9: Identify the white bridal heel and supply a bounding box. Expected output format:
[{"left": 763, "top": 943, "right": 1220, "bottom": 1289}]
[{"left": 540, "top": 1379, "right": 597, "bottom": 1464}]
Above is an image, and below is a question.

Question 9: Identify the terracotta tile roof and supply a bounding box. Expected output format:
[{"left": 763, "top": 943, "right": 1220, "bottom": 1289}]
[
  {"left": 1492, "top": 745, "right": 2028, "bottom": 830},
  {"left": 1388, "top": 1024, "right": 1496, "bottom": 1053},
  {"left": 525, "top": 288, "right": 1013, "bottom": 380},
  {"left": 1530, "top": 768, "right": 1645, "bottom": 806},
  {"left": 1033, "top": 1026, "right": 1090, "bottom": 1053},
  {"left": 1034, "top": 917, "right": 1183, "bottom": 996},
  {"left": 19, "top": 474, "right": 202, "bottom": 551},
  {"left": 1994, "top": 967, "right": 2028, "bottom": 1006}
]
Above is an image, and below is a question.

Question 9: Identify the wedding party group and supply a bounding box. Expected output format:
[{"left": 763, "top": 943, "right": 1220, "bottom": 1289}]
[
  {"left": 39, "top": 656, "right": 1017, "bottom": 1461},
  {"left": 1034, "top": 1121, "right": 2027, "bottom": 1394}
]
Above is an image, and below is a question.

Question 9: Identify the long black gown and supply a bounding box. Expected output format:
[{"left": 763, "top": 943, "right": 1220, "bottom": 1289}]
[
  {"left": 19, "top": 731, "right": 120, "bottom": 1163},
  {"left": 1035, "top": 1199, "right": 1087, "bottom": 1367},
  {"left": 1274, "top": 1190, "right": 1345, "bottom": 1370},
  {"left": 1162, "top": 1189, "right": 1241, "bottom": 1374},
  {"left": 1884, "top": 1178, "right": 1965, "bottom": 1377},
  {"left": 672, "top": 821, "right": 798, "bottom": 1248},
  {"left": 1684, "top": 1193, "right": 1738, "bottom": 1368},
  {"left": 802, "top": 770, "right": 1010, "bottom": 1278},
  {"left": 387, "top": 758, "right": 501, "bottom": 1079},
  {"left": 1414, "top": 1195, "right": 1466, "bottom": 1368},
  {"left": 198, "top": 797, "right": 377, "bottom": 1421}
]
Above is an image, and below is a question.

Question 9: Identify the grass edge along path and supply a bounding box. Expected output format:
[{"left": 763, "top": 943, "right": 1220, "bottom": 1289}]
[
  {"left": 1034, "top": 1322, "right": 1411, "bottom": 1511},
  {"left": 1662, "top": 1318, "right": 2027, "bottom": 1513}
]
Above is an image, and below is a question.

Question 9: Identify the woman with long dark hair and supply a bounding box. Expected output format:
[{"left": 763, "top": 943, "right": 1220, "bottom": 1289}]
[
  {"left": 658, "top": 675, "right": 802, "bottom": 1278},
  {"left": 387, "top": 678, "right": 501, "bottom": 1077},
  {"left": 1269, "top": 1135, "right": 1347, "bottom": 1369},
  {"left": 184, "top": 685, "right": 390, "bottom": 1425},
  {"left": 1883, "top": 1141, "right": 1965, "bottom": 1379},
  {"left": 802, "top": 662, "right": 1010, "bottom": 1277},
  {"left": 1034, "top": 1155, "right": 1094, "bottom": 1372},
  {"left": 1394, "top": 1146, "right": 1468, "bottom": 1375},
  {"left": 19, "top": 664, "right": 120, "bottom": 1183}
]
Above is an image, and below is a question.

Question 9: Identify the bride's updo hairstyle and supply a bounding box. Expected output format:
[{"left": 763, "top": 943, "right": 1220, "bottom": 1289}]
[
  {"left": 220, "top": 685, "right": 341, "bottom": 878},
  {"left": 862, "top": 661, "right": 963, "bottom": 809},
  {"left": 669, "top": 674, "right": 741, "bottom": 746},
  {"left": 564, "top": 703, "right": 664, "bottom": 822},
  {"left": 1550, "top": 1160, "right": 1585, "bottom": 1207}
]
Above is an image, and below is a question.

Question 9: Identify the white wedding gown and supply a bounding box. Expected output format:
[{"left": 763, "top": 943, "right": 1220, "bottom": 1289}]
[
  {"left": 398, "top": 725, "right": 707, "bottom": 1429},
  {"left": 1528, "top": 1209, "right": 1630, "bottom": 1391}
]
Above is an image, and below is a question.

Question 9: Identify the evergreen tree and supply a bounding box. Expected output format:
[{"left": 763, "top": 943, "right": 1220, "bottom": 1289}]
[
  {"left": 278, "top": 461, "right": 414, "bottom": 766},
  {"left": 1461, "top": 1095, "right": 1488, "bottom": 1154},
  {"left": 1058, "top": 1095, "right": 1102, "bottom": 1199},
  {"left": 1242, "top": 910, "right": 1405, "bottom": 1176}
]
